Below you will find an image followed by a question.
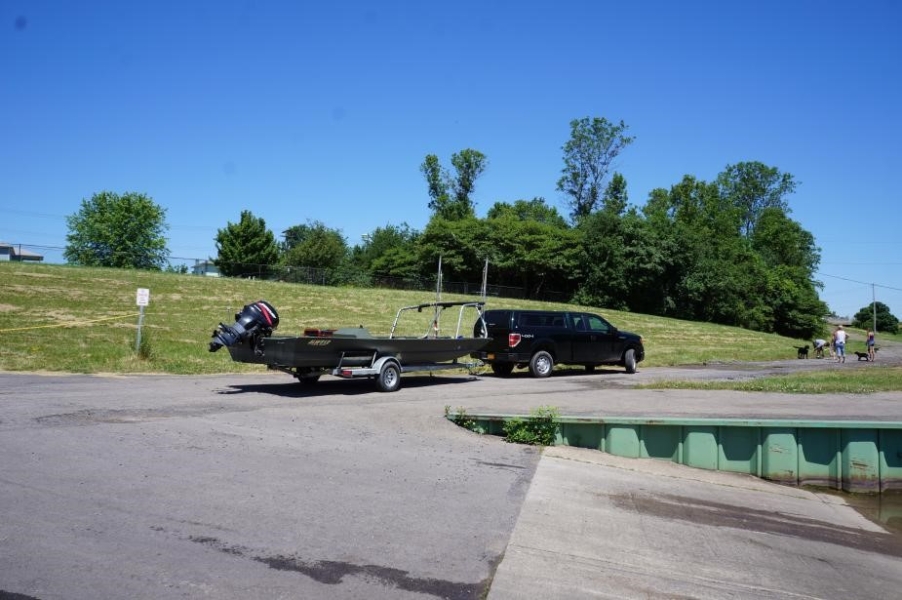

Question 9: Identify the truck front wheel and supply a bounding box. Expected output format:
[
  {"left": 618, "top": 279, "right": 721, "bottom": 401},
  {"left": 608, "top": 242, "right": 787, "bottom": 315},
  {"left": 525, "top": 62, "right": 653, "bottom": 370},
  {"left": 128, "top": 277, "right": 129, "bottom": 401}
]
[
  {"left": 529, "top": 351, "right": 554, "bottom": 378},
  {"left": 624, "top": 349, "right": 637, "bottom": 374}
]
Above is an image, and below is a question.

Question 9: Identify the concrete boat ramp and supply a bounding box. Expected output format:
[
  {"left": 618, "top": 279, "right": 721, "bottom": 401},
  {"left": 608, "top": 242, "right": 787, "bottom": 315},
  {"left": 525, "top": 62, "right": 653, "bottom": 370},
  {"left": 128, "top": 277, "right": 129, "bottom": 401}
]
[{"left": 488, "top": 446, "right": 902, "bottom": 599}]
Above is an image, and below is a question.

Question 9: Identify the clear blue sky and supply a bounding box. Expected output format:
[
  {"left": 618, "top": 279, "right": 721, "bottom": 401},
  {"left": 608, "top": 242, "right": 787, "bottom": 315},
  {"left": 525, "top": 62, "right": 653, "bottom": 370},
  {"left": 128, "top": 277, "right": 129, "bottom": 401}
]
[{"left": 3, "top": 1, "right": 900, "bottom": 319}]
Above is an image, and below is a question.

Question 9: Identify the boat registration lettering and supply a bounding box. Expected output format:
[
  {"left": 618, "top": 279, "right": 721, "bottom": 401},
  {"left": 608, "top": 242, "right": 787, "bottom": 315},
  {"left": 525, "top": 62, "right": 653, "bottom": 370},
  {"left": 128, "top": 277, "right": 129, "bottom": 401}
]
[{"left": 307, "top": 339, "right": 332, "bottom": 347}]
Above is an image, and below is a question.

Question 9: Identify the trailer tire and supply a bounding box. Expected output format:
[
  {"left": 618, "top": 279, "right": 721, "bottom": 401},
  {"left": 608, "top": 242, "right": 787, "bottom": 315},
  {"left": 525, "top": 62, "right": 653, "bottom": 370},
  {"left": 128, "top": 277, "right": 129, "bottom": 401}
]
[{"left": 376, "top": 361, "right": 402, "bottom": 392}]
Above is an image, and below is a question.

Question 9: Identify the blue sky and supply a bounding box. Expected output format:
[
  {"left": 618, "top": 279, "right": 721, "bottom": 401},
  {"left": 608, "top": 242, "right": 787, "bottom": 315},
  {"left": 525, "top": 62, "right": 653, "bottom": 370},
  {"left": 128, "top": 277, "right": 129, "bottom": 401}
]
[{"left": 3, "top": 1, "right": 900, "bottom": 319}]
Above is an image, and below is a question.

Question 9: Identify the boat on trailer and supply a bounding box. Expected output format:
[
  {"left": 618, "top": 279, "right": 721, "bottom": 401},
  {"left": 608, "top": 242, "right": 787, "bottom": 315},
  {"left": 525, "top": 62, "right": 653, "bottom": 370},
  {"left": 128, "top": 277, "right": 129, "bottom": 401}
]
[{"left": 209, "top": 299, "right": 490, "bottom": 392}]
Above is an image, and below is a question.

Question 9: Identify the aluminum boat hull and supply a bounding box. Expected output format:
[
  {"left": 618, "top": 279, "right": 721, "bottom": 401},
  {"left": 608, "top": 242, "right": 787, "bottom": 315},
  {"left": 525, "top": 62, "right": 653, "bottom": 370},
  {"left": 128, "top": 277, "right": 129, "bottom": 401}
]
[{"left": 227, "top": 334, "right": 490, "bottom": 368}]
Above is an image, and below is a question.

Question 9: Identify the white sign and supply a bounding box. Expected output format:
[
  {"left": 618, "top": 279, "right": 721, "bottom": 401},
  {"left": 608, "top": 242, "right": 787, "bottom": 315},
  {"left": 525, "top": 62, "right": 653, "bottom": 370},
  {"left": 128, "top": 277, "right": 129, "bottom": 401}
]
[{"left": 136, "top": 288, "right": 150, "bottom": 307}]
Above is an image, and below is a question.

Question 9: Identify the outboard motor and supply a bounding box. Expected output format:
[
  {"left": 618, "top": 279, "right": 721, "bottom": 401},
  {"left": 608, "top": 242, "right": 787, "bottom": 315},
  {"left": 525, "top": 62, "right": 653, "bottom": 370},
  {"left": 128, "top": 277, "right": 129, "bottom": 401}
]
[{"left": 209, "top": 300, "right": 279, "bottom": 353}]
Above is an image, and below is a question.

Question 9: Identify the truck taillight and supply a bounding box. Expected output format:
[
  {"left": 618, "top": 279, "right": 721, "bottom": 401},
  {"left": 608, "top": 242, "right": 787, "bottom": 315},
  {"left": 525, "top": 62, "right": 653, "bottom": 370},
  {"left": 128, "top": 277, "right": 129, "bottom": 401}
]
[{"left": 508, "top": 333, "right": 522, "bottom": 348}]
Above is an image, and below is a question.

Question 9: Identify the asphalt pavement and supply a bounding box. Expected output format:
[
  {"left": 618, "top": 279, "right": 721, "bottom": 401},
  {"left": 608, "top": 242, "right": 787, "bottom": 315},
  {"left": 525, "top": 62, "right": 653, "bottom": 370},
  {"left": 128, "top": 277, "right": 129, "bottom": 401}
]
[{"left": 0, "top": 372, "right": 540, "bottom": 599}]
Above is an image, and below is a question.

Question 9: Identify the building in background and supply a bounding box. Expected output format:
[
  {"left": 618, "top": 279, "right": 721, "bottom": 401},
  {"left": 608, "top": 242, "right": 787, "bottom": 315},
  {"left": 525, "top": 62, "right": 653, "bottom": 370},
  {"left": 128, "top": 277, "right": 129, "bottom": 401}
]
[
  {"left": 0, "top": 242, "right": 44, "bottom": 262},
  {"left": 192, "top": 259, "right": 220, "bottom": 277}
]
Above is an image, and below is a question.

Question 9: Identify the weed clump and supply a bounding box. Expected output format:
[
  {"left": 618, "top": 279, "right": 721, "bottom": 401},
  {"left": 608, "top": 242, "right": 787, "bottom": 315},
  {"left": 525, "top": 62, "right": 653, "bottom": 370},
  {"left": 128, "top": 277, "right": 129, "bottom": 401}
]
[
  {"left": 445, "top": 405, "right": 478, "bottom": 432},
  {"left": 503, "top": 405, "right": 559, "bottom": 446}
]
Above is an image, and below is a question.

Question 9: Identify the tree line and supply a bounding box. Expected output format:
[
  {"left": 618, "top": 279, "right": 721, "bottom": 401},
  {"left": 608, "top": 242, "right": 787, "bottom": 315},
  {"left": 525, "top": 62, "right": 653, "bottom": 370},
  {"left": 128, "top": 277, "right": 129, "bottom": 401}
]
[{"left": 64, "top": 116, "right": 850, "bottom": 339}]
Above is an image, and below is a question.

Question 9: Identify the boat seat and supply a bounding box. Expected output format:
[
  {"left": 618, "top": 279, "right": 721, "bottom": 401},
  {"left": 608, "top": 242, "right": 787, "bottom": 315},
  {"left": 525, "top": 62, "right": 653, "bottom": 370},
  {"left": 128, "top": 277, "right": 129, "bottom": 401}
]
[{"left": 303, "top": 328, "right": 335, "bottom": 337}]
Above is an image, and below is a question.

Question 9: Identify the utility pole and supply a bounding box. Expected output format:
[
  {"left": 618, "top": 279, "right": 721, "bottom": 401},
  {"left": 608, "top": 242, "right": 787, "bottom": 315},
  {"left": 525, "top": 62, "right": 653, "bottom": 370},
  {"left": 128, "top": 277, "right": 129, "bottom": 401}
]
[{"left": 872, "top": 283, "right": 877, "bottom": 336}]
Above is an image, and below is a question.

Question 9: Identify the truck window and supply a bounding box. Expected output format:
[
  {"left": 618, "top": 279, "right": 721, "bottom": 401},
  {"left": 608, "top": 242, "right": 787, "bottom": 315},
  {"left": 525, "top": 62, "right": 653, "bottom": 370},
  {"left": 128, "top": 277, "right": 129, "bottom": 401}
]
[
  {"left": 585, "top": 314, "right": 612, "bottom": 334},
  {"left": 483, "top": 311, "right": 511, "bottom": 327},
  {"left": 519, "top": 312, "right": 561, "bottom": 328}
]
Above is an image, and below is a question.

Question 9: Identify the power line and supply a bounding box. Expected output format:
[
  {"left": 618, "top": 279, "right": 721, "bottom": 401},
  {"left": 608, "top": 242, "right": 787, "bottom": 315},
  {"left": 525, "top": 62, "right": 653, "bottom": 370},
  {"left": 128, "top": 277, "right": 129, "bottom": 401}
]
[
  {"left": 822, "top": 262, "right": 902, "bottom": 266},
  {"left": 816, "top": 272, "right": 902, "bottom": 294}
]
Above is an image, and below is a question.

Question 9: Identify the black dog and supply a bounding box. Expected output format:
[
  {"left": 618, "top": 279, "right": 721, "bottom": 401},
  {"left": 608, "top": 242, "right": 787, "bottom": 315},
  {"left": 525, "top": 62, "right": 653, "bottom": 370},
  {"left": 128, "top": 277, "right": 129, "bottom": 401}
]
[
  {"left": 854, "top": 351, "right": 871, "bottom": 361},
  {"left": 796, "top": 345, "right": 809, "bottom": 359}
]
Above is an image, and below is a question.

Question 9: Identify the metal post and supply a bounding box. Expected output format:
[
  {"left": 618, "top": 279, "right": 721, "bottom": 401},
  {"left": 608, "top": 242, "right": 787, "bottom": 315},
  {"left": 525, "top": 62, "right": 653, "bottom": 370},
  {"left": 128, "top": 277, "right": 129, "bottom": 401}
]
[
  {"left": 135, "top": 288, "right": 150, "bottom": 353},
  {"left": 135, "top": 305, "right": 145, "bottom": 352}
]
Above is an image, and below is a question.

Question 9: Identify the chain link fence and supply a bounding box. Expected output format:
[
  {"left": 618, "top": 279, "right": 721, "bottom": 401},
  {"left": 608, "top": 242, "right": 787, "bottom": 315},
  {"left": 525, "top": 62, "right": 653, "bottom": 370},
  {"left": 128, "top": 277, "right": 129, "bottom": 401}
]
[
  {"left": 205, "top": 260, "right": 570, "bottom": 303},
  {"left": 2, "top": 243, "right": 571, "bottom": 303}
]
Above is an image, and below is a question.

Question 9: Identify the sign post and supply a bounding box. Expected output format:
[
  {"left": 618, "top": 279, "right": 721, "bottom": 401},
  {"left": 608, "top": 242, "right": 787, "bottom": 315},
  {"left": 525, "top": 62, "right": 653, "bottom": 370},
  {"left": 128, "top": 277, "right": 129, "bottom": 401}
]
[{"left": 136, "top": 288, "right": 150, "bottom": 353}]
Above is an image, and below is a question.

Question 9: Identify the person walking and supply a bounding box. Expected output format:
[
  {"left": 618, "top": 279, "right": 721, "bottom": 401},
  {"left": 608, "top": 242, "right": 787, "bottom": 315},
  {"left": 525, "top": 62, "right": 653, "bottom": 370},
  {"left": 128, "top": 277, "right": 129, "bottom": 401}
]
[
  {"left": 833, "top": 325, "right": 848, "bottom": 363},
  {"left": 867, "top": 329, "right": 876, "bottom": 361}
]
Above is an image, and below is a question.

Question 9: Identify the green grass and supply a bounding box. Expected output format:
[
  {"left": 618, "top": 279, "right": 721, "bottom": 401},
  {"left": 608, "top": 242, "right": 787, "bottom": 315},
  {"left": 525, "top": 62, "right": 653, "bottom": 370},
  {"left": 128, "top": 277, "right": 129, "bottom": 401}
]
[
  {"left": 640, "top": 365, "right": 902, "bottom": 394},
  {"left": 0, "top": 262, "right": 888, "bottom": 380}
]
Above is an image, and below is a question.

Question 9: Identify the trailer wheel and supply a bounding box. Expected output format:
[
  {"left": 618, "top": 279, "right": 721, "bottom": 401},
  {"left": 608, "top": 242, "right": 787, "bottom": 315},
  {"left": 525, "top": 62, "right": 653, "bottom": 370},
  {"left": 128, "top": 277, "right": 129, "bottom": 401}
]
[
  {"left": 376, "top": 362, "right": 402, "bottom": 392},
  {"left": 529, "top": 351, "right": 554, "bottom": 378}
]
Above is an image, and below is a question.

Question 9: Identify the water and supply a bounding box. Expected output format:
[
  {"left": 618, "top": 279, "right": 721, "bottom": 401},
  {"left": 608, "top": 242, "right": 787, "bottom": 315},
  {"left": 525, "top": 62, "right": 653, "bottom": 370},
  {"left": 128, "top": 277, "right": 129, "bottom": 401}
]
[{"left": 837, "top": 490, "right": 902, "bottom": 536}]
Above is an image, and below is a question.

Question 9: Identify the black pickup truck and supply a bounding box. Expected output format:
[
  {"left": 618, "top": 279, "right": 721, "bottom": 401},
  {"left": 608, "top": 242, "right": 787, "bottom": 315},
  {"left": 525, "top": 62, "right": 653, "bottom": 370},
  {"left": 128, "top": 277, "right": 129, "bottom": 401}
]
[{"left": 472, "top": 309, "right": 644, "bottom": 377}]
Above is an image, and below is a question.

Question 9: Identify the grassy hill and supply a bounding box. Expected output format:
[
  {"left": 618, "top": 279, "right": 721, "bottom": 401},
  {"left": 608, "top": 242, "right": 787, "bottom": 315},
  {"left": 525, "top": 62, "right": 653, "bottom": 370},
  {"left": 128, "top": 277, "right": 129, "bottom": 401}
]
[{"left": 0, "top": 262, "right": 847, "bottom": 376}]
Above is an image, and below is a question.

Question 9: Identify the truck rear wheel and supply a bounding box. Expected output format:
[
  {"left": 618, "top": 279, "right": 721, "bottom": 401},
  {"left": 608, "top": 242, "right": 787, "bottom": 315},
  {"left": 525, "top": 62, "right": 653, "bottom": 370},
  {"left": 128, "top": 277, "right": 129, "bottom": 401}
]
[
  {"left": 491, "top": 363, "right": 515, "bottom": 377},
  {"left": 529, "top": 351, "right": 554, "bottom": 378}
]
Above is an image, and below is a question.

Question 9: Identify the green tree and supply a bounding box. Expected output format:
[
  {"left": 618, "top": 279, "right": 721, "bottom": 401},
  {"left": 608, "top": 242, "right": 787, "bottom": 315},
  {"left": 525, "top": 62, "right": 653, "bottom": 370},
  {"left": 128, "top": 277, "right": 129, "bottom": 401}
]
[
  {"left": 485, "top": 208, "right": 580, "bottom": 299},
  {"left": 64, "top": 191, "right": 169, "bottom": 269},
  {"left": 717, "top": 161, "right": 797, "bottom": 237},
  {"left": 165, "top": 263, "right": 189, "bottom": 274},
  {"left": 638, "top": 176, "right": 765, "bottom": 326},
  {"left": 449, "top": 148, "right": 487, "bottom": 216},
  {"left": 639, "top": 175, "right": 825, "bottom": 338},
  {"left": 420, "top": 154, "right": 450, "bottom": 215},
  {"left": 751, "top": 207, "right": 819, "bottom": 274},
  {"left": 601, "top": 172, "right": 629, "bottom": 215},
  {"left": 282, "top": 221, "right": 348, "bottom": 270},
  {"left": 416, "top": 216, "right": 492, "bottom": 283},
  {"left": 575, "top": 208, "right": 677, "bottom": 315},
  {"left": 420, "top": 149, "right": 487, "bottom": 220},
  {"left": 356, "top": 223, "right": 420, "bottom": 278},
  {"left": 573, "top": 210, "right": 629, "bottom": 309},
  {"left": 214, "top": 210, "right": 280, "bottom": 277},
  {"left": 557, "top": 117, "right": 634, "bottom": 222},
  {"left": 853, "top": 302, "right": 899, "bottom": 334},
  {"left": 748, "top": 206, "right": 826, "bottom": 339},
  {"left": 486, "top": 197, "right": 568, "bottom": 228},
  {"left": 757, "top": 265, "right": 827, "bottom": 339}
]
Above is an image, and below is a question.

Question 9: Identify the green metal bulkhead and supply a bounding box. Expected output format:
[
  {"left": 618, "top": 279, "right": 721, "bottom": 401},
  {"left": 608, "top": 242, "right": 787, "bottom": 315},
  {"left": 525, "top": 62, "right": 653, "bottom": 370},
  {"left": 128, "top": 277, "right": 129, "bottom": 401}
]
[{"left": 454, "top": 414, "right": 902, "bottom": 493}]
